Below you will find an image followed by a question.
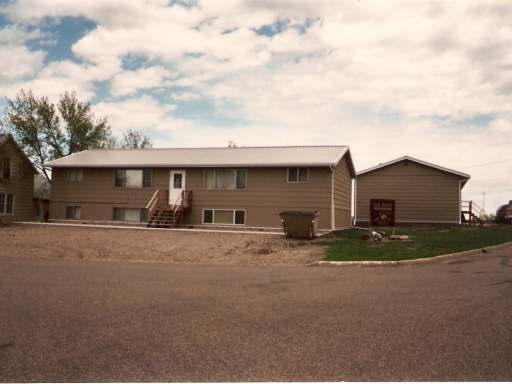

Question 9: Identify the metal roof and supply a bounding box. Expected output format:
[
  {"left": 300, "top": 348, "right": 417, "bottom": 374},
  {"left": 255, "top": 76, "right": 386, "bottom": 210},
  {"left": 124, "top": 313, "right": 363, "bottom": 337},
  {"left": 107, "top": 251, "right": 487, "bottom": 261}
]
[
  {"left": 357, "top": 155, "right": 470, "bottom": 179},
  {"left": 46, "top": 145, "right": 353, "bottom": 170}
]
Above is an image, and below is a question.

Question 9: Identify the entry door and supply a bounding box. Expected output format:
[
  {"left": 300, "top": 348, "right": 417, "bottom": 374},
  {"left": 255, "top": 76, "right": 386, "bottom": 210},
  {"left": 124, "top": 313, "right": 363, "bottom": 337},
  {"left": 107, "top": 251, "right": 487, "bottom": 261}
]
[{"left": 169, "top": 170, "right": 186, "bottom": 206}]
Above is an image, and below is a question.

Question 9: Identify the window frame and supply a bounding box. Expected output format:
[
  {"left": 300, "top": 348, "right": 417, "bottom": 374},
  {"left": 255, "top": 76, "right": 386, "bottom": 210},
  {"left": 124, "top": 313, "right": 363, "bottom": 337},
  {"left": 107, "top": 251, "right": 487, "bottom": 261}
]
[
  {"left": 287, "top": 167, "right": 309, "bottom": 184},
  {"left": 0, "top": 193, "right": 14, "bottom": 215},
  {"left": 2, "top": 158, "right": 11, "bottom": 180},
  {"left": 66, "top": 168, "right": 83, "bottom": 182},
  {"left": 203, "top": 168, "right": 247, "bottom": 190},
  {"left": 112, "top": 207, "right": 148, "bottom": 222},
  {"left": 65, "top": 206, "right": 81, "bottom": 220},
  {"left": 202, "top": 208, "right": 246, "bottom": 225},
  {"left": 114, "top": 169, "right": 152, "bottom": 189}
]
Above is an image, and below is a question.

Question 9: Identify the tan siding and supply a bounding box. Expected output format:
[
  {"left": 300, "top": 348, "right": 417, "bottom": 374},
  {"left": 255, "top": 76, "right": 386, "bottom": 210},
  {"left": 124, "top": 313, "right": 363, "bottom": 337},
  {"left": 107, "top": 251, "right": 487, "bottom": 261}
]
[
  {"left": 50, "top": 166, "right": 335, "bottom": 229},
  {"left": 332, "top": 156, "right": 353, "bottom": 229},
  {"left": 356, "top": 161, "right": 463, "bottom": 223},
  {"left": 0, "top": 140, "right": 34, "bottom": 222}
]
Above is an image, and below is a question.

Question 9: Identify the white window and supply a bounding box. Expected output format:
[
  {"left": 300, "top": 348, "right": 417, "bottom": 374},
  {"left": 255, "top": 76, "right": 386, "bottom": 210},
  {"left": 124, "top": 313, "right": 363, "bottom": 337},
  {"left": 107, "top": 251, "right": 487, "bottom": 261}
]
[
  {"left": 126, "top": 170, "right": 143, "bottom": 188},
  {"left": 287, "top": 167, "right": 308, "bottom": 183},
  {"left": 66, "top": 206, "right": 81, "bottom": 220},
  {"left": 202, "top": 209, "right": 246, "bottom": 225},
  {"left": 0, "top": 193, "right": 14, "bottom": 215},
  {"left": 113, "top": 208, "right": 148, "bottom": 222},
  {"left": 66, "top": 169, "right": 83, "bottom": 181},
  {"left": 115, "top": 169, "right": 151, "bottom": 188},
  {"left": 204, "top": 169, "right": 246, "bottom": 190}
]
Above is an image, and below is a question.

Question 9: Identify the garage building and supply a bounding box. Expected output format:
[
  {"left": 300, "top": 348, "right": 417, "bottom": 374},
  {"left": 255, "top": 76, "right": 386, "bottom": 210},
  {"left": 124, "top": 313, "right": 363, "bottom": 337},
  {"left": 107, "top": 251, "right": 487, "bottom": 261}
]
[{"left": 355, "top": 156, "right": 470, "bottom": 225}]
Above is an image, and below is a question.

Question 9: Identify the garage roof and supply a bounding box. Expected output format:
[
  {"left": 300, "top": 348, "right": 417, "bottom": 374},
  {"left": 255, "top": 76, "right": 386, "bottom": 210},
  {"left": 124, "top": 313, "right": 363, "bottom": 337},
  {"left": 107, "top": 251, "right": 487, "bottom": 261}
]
[
  {"left": 357, "top": 155, "right": 470, "bottom": 179},
  {"left": 46, "top": 145, "right": 355, "bottom": 173}
]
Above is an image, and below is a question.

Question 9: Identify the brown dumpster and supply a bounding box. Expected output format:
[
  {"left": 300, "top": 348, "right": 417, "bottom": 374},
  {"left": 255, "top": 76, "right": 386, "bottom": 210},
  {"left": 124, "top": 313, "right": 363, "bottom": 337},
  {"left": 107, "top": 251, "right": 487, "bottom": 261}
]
[{"left": 279, "top": 210, "right": 319, "bottom": 239}]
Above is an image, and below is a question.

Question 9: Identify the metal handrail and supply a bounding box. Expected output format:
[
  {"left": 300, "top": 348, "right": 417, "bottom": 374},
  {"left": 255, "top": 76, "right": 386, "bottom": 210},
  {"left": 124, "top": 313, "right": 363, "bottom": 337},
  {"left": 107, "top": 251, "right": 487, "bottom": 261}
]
[
  {"left": 146, "top": 189, "right": 160, "bottom": 220},
  {"left": 461, "top": 200, "right": 483, "bottom": 224}
]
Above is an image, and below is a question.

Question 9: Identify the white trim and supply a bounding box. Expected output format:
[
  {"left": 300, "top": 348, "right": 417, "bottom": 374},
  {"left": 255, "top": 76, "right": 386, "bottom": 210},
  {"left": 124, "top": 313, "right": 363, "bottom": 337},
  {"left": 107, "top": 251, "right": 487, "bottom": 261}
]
[
  {"left": 202, "top": 208, "right": 246, "bottom": 225},
  {"left": 286, "top": 167, "right": 309, "bottom": 183},
  {"left": 357, "top": 155, "right": 471, "bottom": 179}
]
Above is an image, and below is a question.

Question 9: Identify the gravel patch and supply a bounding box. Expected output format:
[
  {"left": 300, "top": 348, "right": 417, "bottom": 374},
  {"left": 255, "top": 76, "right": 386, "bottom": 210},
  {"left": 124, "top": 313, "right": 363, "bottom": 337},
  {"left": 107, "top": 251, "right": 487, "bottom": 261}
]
[{"left": 0, "top": 224, "right": 325, "bottom": 266}]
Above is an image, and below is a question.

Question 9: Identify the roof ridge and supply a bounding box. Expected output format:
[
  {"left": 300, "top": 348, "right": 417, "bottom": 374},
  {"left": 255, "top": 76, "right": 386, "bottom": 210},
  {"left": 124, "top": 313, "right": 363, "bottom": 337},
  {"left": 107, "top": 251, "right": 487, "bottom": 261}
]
[
  {"left": 45, "top": 146, "right": 350, "bottom": 167},
  {"left": 357, "top": 155, "right": 470, "bottom": 178},
  {"left": 82, "top": 145, "right": 349, "bottom": 151}
]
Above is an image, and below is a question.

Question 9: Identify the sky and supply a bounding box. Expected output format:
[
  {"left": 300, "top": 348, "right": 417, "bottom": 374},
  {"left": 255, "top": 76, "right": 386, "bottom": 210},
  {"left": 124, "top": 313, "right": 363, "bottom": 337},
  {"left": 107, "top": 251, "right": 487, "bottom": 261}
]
[{"left": 0, "top": 0, "right": 511, "bottom": 213}]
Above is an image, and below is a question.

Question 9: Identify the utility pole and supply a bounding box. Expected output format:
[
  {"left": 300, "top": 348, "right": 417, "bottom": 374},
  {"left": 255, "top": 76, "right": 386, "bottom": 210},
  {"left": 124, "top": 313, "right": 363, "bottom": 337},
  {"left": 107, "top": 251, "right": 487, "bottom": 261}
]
[{"left": 482, "top": 192, "right": 486, "bottom": 214}]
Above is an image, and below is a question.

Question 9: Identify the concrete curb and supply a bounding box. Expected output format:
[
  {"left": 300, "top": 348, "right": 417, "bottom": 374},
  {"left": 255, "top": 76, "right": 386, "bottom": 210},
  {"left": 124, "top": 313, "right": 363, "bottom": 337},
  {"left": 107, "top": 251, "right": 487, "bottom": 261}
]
[
  {"left": 15, "top": 221, "right": 285, "bottom": 236},
  {"left": 309, "top": 241, "right": 512, "bottom": 267}
]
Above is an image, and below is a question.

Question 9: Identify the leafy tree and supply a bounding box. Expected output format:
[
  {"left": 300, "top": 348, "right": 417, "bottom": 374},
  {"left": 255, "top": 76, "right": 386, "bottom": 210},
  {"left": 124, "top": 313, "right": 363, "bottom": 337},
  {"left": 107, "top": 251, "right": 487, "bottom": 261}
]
[
  {"left": 58, "top": 91, "right": 112, "bottom": 154},
  {"left": 3, "top": 90, "right": 113, "bottom": 182},
  {"left": 121, "top": 129, "right": 153, "bottom": 149}
]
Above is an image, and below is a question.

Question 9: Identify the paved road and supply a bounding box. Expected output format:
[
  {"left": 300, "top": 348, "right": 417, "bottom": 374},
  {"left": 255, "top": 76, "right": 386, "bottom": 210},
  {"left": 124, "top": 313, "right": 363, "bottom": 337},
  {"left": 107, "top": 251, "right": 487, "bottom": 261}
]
[{"left": 1, "top": 247, "right": 511, "bottom": 381}]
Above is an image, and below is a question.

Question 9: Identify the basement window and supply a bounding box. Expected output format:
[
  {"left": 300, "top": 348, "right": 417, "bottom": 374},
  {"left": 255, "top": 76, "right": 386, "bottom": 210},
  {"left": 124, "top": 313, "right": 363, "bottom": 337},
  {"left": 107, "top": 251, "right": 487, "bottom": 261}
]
[
  {"left": 0, "top": 193, "right": 14, "bottom": 215},
  {"left": 113, "top": 208, "right": 148, "bottom": 222},
  {"left": 202, "top": 209, "right": 246, "bottom": 225},
  {"left": 66, "top": 206, "right": 81, "bottom": 220}
]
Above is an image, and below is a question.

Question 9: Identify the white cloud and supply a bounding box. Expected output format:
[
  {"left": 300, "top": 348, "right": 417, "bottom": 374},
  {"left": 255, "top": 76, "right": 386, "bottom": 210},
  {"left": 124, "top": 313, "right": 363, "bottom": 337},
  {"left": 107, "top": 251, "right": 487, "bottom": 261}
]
[
  {"left": 110, "top": 66, "right": 172, "bottom": 97},
  {"left": 93, "top": 95, "right": 189, "bottom": 135},
  {"left": 1, "top": 59, "right": 117, "bottom": 101},
  {"left": 0, "top": 24, "right": 47, "bottom": 83},
  {"left": 0, "top": 45, "right": 45, "bottom": 81}
]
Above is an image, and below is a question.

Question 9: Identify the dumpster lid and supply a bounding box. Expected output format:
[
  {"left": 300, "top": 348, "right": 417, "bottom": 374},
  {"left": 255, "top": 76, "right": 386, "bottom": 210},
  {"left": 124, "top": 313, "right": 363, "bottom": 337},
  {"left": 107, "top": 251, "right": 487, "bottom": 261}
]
[{"left": 279, "top": 210, "right": 319, "bottom": 216}]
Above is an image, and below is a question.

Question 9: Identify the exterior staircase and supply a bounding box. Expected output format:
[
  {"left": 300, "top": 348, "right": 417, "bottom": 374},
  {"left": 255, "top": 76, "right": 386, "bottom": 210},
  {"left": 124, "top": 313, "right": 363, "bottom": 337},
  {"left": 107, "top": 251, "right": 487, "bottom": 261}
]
[
  {"left": 461, "top": 200, "right": 483, "bottom": 226},
  {"left": 145, "top": 189, "right": 191, "bottom": 229},
  {"left": 147, "top": 207, "right": 180, "bottom": 228}
]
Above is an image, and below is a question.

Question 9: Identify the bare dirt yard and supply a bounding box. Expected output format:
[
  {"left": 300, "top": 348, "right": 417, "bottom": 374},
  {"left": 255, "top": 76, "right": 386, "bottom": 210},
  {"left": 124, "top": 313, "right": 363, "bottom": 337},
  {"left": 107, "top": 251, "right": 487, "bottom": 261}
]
[{"left": 0, "top": 224, "right": 325, "bottom": 266}]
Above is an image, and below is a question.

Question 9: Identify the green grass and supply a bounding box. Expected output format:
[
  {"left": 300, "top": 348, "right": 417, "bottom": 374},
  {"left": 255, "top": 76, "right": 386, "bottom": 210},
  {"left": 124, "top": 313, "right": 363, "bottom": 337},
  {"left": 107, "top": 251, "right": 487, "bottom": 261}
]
[{"left": 322, "top": 225, "right": 512, "bottom": 261}]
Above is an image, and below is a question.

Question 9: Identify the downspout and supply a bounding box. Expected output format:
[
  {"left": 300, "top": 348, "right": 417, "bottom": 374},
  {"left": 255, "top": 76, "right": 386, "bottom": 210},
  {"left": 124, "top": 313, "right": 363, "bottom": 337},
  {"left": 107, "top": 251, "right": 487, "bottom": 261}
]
[
  {"left": 458, "top": 179, "right": 463, "bottom": 224},
  {"left": 330, "top": 165, "right": 335, "bottom": 231},
  {"left": 353, "top": 177, "right": 357, "bottom": 227}
]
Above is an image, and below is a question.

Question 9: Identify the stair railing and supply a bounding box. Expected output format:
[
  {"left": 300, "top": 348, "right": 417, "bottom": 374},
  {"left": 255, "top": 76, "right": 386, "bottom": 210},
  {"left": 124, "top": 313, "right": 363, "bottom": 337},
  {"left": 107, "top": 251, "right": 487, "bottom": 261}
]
[
  {"left": 461, "top": 200, "right": 483, "bottom": 225},
  {"left": 146, "top": 189, "right": 160, "bottom": 220}
]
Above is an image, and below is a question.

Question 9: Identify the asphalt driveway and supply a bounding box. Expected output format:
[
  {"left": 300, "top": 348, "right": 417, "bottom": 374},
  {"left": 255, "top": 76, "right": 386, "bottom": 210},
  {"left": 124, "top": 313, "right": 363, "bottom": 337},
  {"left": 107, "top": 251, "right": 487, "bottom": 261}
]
[{"left": 1, "top": 246, "right": 511, "bottom": 381}]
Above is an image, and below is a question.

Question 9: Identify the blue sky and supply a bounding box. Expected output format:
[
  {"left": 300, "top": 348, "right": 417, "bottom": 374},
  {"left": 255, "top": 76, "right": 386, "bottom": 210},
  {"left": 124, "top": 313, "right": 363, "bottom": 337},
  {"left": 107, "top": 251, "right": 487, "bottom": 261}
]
[{"left": 0, "top": 0, "right": 511, "bottom": 211}]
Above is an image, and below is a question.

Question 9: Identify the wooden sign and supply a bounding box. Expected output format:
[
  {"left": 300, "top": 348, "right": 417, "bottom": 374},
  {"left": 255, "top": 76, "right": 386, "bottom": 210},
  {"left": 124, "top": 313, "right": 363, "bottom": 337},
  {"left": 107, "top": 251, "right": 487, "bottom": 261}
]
[{"left": 370, "top": 199, "right": 395, "bottom": 226}]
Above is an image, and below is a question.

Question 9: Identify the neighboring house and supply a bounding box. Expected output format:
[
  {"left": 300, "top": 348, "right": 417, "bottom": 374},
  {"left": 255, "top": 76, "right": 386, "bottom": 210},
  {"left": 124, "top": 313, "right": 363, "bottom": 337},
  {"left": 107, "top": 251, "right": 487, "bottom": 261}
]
[
  {"left": 34, "top": 174, "right": 51, "bottom": 221},
  {"left": 0, "top": 134, "right": 38, "bottom": 223},
  {"left": 46, "top": 146, "right": 355, "bottom": 230},
  {"left": 355, "top": 156, "right": 470, "bottom": 225}
]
